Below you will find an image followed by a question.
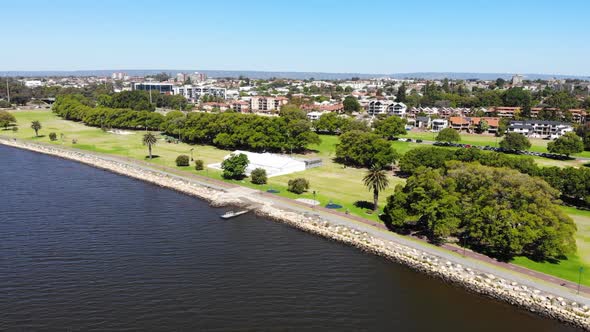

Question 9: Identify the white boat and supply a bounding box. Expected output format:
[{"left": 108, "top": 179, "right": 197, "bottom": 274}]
[{"left": 220, "top": 210, "right": 249, "bottom": 219}]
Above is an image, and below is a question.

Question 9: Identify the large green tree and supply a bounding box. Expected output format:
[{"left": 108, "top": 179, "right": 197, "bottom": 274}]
[
  {"left": 499, "top": 132, "right": 531, "bottom": 151},
  {"left": 435, "top": 128, "right": 460, "bottom": 142},
  {"left": 335, "top": 130, "right": 398, "bottom": 168},
  {"left": 547, "top": 132, "right": 584, "bottom": 157},
  {"left": 0, "top": 110, "right": 16, "bottom": 129},
  {"left": 373, "top": 116, "right": 407, "bottom": 139},
  {"left": 383, "top": 163, "right": 577, "bottom": 260},
  {"left": 343, "top": 96, "right": 361, "bottom": 113},
  {"left": 221, "top": 153, "right": 249, "bottom": 179}
]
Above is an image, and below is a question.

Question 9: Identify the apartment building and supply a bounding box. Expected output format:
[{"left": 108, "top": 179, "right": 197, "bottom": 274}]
[
  {"left": 449, "top": 117, "right": 500, "bottom": 134},
  {"left": 172, "top": 85, "right": 226, "bottom": 102},
  {"left": 249, "top": 96, "right": 289, "bottom": 114},
  {"left": 508, "top": 120, "right": 574, "bottom": 138},
  {"left": 367, "top": 100, "right": 407, "bottom": 116}
]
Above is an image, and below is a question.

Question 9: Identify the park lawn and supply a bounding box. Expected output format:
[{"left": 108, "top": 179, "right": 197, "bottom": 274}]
[
  {"left": 402, "top": 130, "right": 590, "bottom": 158},
  {"left": 6, "top": 110, "right": 590, "bottom": 283}
]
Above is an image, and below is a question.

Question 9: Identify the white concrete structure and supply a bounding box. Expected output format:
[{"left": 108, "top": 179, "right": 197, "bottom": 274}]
[
  {"left": 508, "top": 120, "right": 574, "bottom": 139},
  {"left": 209, "top": 150, "right": 307, "bottom": 177}
]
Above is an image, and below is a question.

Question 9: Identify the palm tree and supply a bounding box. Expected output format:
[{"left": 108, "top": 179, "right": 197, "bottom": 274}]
[
  {"left": 31, "top": 120, "right": 42, "bottom": 137},
  {"left": 142, "top": 132, "right": 157, "bottom": 159},
  {"left": 363, "top": 165, "right": 390, "bottom": 212}
]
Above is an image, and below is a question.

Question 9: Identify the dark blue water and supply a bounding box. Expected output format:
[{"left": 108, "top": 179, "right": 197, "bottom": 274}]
[{"left": 0, "top": 145, "right": 579, "bottom": 331}]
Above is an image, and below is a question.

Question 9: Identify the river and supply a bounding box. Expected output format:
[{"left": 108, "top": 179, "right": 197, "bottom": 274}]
[{"left": 0, "top": 145, "right": 579, "bottom": 331}]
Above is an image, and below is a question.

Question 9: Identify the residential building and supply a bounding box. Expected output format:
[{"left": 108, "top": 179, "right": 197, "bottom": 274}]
[
  {"left": 508, "top": 120, "right": 574, "bottom": 138},
  {"left": 230, "top": 100, "right": 250, "bottom": 113},
  {"left": 172, "top": 85, "right": 226, "bottom": 101},
  {"left": 249, "top": 96, "right": 289, "bottom": 114},
  {"left": 512, "top": 74, "right": 524, "bottom": 86},
  {"left": 449, "top": 116, "right": 500, "bottom": 134},
  {"left": 307, "top": 111, "right": 323, "bottom": 121},
  {"left": 431, "top": 119, "right": 448, "bottom": 131},
  {"left": 367, "top": 100, "right": 407, "bottom": 116}
]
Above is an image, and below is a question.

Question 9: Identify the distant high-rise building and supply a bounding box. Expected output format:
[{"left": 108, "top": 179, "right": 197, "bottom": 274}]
[
  {"left": 189, "top": 72, "right": 207, "bottom": 83},
  {"left": 511, "top": 74, "right": 524, "bottom": 86},
  {"left": 111, "top": 72, "right": 126, "bottom": 80}
]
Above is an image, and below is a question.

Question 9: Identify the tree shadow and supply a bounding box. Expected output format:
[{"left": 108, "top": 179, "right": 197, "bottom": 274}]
[
  {"left": 144, "top": 155, "right": 161, "bottom": 159},
  {"left": 353, "top": 200, "right": 374, "bottom": 210}
]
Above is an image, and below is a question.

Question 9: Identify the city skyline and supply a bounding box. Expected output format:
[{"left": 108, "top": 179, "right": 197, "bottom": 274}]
[{"left": 2, "top": 0, "right": 590, "bottom": 75}]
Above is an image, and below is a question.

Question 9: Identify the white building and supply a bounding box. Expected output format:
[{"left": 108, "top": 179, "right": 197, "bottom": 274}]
[
  {"left": 307, "top": 111, "right": 323, "bottom": 121},
  {"left": 172, "top": 85, "right": 226, "bottom": 101},
  {"left": 367, "top": 100, "right": 407, "bottom": 116},
  {"left": 508, "top": 120, "right": 573, "bottom": 139},
  {"left": 431, "top": 119, "right": 448, "bottom": 132}
]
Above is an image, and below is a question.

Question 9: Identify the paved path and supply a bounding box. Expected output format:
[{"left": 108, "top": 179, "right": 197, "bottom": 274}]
[{"left": 3, "top": 138, "right": 589, "bottom": 304}]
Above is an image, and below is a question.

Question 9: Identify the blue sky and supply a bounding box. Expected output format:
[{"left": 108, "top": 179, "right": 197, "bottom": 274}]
[{"left": 1, "top": 0, "right": 589, "bottom": 75}]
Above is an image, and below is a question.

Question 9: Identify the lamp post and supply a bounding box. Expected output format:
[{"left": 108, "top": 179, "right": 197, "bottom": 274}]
[
  {"left": 190, "top": 148, "right": 194, "bottom": 161},
  {"left": 578, "top": 267, "right": 584, "bottom": 294}
]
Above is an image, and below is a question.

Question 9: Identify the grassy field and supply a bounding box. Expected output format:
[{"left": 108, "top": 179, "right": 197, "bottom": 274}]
[
  {"left": 402, "top": 130, "right": 590, "bottom": 158},
  {"left": 4, "top": 110, "right": 590, "bottom": 285}
]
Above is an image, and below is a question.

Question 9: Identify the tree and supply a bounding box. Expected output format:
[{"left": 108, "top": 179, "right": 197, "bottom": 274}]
[
  {"left": 315, "top": 112, "right": 342, "bottom": 134},
  {"left": 499, "top": 132, "right": 531, "bottom": 151},
  {"left": 48, "top": 132, "right": 57, "bottom": 141},
  {"left": 343, "top": 96, "right": 361, "bottom": 113},
  {"left": 396, "top": 84, "right": 407, "bottom": 103},
  {"left": 383, "top": 163, "right": 577, "bottom": 260},
  {"left": 546, "top": 91, "right": 578, "bottom": 112},
  {"left": 288, "top": 178, "right": 310, "bottom": 194},
  {"left": 373, "top": 116, "right": 407, "bottom": 139},
  {"left": 221, "top": 153, "right": 249, "bottom": 179},
  {"left": 250, "top": 168, "right": 268, "bottom": 185},
  {"left": 435, "top": 128, "right": 460, "bottom": 143},
  {"left": 476, "top": 119, "right": 489, "bottom": 134},
  {"left": 175, "top": 155, "right": 190, "bottom": 166},
  {"left": 195, "top": 159, "right": 204, "bottom": 171},
  {"left": 30, "top": 120, "right": 41, "bottom": 137},
  {"left": 0, "top": 110, "right": 16, "bottom": 129},
  {"left": 503, "top": 88, "right": 532, "bottom": 109},
  {"left": 363, "top": 165, "right": 390, "bottom": 211},
  {"left": 335, "top": 130, "right": 398, "bottom": 168},
  {"left": 142, "top": 132, "right": 158, "bottom": 159},
  {"left": 547, "top": 132, "right": 584, "bottom": 157}
]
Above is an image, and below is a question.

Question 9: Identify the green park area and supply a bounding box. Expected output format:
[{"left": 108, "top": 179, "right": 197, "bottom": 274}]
[{"left": 3, "top": 110, "right": 589, "bottom": 286}]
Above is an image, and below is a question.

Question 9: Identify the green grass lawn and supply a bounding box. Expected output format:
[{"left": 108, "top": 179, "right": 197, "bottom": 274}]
[{"left": 5, "top": 110, "right": 590, "bottom": 285}]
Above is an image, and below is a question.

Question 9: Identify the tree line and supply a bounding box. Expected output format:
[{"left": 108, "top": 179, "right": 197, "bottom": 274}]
[
  {"left": 399, "top": 146, "right": 590, "bottom": 207},
  {"left": 53, "top": 95, "right": 320, "bottom": 153}
]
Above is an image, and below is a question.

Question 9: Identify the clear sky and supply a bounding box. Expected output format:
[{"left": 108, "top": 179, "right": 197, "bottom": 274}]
[{"left": 2, "top": 0, "right": 589, "bottom": 75}]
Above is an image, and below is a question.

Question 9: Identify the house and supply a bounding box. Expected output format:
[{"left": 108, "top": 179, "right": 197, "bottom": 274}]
[
  {"left": 230, "top": 100, "right": 250, "bottom": 113},
  {"left": 508, "top": 120, "right": 574, "bottom": 138},
  {"left": 307, "top": 111, "right": 323, "bottom": 121},
  {"left": 414, "top": 116, "right": 431, "bottom": 129},
  {"left": 431, "top": 119, "right": 448, "bottom": 132}
]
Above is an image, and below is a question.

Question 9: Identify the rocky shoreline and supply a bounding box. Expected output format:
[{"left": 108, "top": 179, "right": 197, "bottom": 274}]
[{"left": 1, "top": 137, "right": 589, "bottom": 330}]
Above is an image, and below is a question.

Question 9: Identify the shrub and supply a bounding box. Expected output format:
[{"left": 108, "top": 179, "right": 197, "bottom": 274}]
[
  {"left": 49, "top": 132, "right": 57, "bottom": 141},
  {"left": 175, "top": 155, "right": 190, "bottom": 167},
  {"left": 195, "top": 159, "right": 204, "bottom": 170},
  {"left": 288, "top": 178, "right": 309, "bottom": 194},
  {"left": 250, "top": 168, "right": 267, "bottom": 185}
]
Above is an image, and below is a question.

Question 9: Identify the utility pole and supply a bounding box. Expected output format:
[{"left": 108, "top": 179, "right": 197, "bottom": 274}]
[{"left": 6, "top": 80, "right": 10, "bottom": 104}]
